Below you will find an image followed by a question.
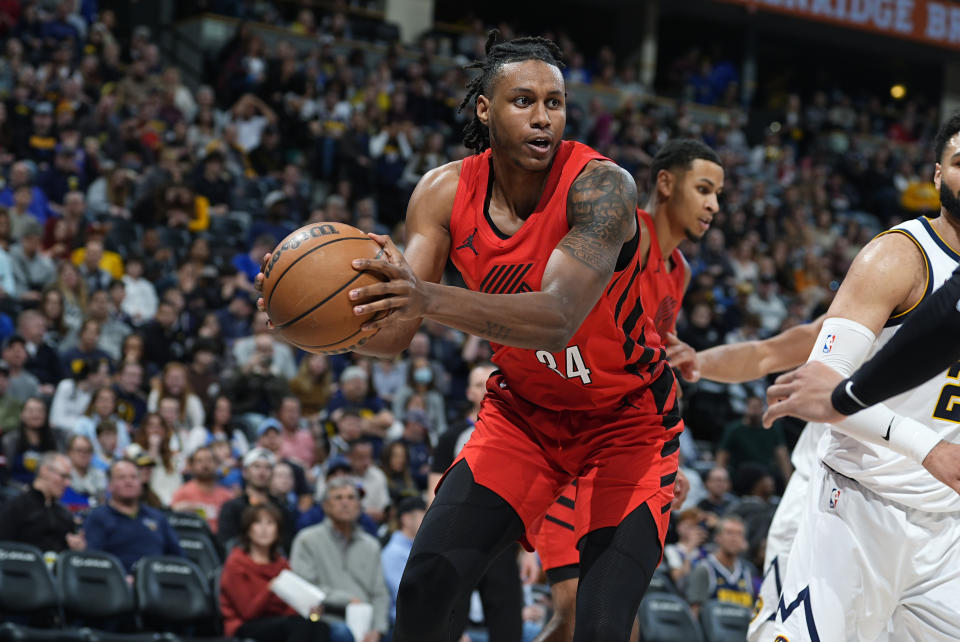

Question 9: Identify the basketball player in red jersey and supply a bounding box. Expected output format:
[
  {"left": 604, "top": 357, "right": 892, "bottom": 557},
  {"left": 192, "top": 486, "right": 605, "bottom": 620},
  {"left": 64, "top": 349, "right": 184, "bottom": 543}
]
[{"left": 259, "top": 33, "right": 678, "bottom": 641}]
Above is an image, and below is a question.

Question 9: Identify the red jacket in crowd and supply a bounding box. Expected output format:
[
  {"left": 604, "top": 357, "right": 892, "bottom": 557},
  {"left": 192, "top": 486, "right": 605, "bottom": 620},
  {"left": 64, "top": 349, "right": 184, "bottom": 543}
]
[{"left": 219, "top": 547, "right": 297, "bottom": 637}]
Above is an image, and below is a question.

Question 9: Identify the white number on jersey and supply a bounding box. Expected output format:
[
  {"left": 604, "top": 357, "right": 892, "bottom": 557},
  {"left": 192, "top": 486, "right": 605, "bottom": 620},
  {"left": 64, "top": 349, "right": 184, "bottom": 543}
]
[{"left": 536, "top": 346, "right": 593, "bottom": 384}]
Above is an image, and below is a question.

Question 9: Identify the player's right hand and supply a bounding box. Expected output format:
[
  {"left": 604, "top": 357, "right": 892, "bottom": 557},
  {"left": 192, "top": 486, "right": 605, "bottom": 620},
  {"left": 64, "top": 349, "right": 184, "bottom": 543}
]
[
  {"left": 763, "top": 361, "right": 844, "bottom": 427},
  {"left": 922, "top": 441, "right": 960, "bottom": 496},
  {"left": 665, "top": 332, "right": 700, "bottom": 382},
  {"left": 254, "top": 252, "right": 275, "bottom": 329}
]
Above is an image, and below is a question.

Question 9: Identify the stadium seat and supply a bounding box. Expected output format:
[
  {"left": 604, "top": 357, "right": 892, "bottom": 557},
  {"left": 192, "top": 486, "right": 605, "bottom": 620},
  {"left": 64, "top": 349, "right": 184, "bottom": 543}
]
[
  {"left": 167, "top": 512, "right": 223, "bottom": 561},
  {"left": 175, "top": 532, "right": 221, "bottom": 577},
  {"left": 57, "top": 551, "right": 135, "bottom": 626},
  {"left": 0, "top": 623, "right": 90, "bottom": 641},
  {"left": 647, "top": 567, "right": 678, "bottom": 595},
  {"left": 637, "top": 592, "right": 704, "bottom": 642},
  {"left": 0, "top": 542, "right": 60, "bottom": 619},
  {"left": 699, "top": 600, "right": 752, "bottom": 642},
  {"left": 134, "top": 556, "right": 214, "bottom": 635}
]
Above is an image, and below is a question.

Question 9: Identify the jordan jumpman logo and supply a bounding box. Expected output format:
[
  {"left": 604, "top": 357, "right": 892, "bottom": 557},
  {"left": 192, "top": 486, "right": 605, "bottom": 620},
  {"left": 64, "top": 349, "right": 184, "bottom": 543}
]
[{"left": 456, "top": 227, "right": 479, "bottom": 256}]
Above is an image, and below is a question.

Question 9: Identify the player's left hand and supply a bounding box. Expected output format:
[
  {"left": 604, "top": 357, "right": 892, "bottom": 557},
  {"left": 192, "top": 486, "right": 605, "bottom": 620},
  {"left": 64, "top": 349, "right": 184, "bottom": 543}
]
[
  {"left": 350, "top": 233, "right": 429, "bottom": 330},
  {"left": 671, "top": 468, "right": 689, "bottom": 510},
  {"left": 665, "top": 333, "right": 700, "bottom": 382},
  {"left": 518, "top": 550, "right": 540, "bottom": 585},
  {"left": 763, "top": 361, "right": 844, "bottom": 427}
]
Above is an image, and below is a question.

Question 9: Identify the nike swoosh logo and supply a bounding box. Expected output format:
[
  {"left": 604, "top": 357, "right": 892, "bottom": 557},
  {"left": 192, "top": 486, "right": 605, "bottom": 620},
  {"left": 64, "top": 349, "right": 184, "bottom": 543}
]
[{"left": 882, "top": 418, "right": 893, "bottom": 441}]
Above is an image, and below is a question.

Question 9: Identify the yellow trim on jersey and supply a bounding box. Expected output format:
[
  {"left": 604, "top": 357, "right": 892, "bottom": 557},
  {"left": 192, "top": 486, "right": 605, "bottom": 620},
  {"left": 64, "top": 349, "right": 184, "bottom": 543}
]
[
  {"left": 873, "top": 229, "right": 930, "bottom": 320},
  {"left": 923, "top": 215, "right": 960, "bottom": 257}
]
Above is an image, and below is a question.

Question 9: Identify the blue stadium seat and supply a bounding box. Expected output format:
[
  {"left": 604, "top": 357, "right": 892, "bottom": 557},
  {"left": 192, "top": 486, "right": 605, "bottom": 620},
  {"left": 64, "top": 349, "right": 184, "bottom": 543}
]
[
  {"left": 699, "top": 599, "right": 752, "bottom": 642},
  {"left": 637, "top": 592, "right": 704, "bottom": 642}
]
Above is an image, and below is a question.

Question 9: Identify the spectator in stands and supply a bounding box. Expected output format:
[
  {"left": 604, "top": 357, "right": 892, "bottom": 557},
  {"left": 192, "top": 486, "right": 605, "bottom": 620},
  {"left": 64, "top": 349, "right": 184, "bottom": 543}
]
[
  {"left": 120, "top": 256, "right": 158, "bottom": 326},
  {"left": 0, "top": 161, "right": 51, "bottom": 224},
  {"left": 134, "top": 412, "right": 183, "bottom": 506},
  {"left": 0, "top": 452, "right": 84, "bottom": 551},
  {"left": 291, "top": 477, "right": 389, "bottom": 642},
  {"left": 729, "top": 463, "right": 778, "bottom": 555},
  {"left": 664, "top": 508, "right": 708, "bottom": 591},
  {"left": 2, "top": 335, "right": 39, "bottom": 402},
  {"left": 41, "top": 288, "right": 69, "bottom": 345},
  {"left": 391, "top": 356, "right": 446, "bottom": 439},
  {"left": 233, "top": 235, "right": 276, "bottom": 293},
  {"left": 140, "top": 301, "right": 189, "bottom": 370},
  {"left": 82, "top": 288, "right": 130, "bottom": 360},
  {"left": 327, "top": 366, "right": 393, "bottom": 442},
  {"left": 84, "top": 459, "right": 183, "bottom": 573},
  {"left": 289, "top": 353, "right": 333, "bottom": 416},
  {"left": 1, "top": 397, "right": 61, "bottom": 485},
  {"left": 220, "top": 502, "right": 331, "bottom": 641},
  {"left": 219, "top": 447, "right": 295, "bottom": 554},
  {"left": 170, "top": 445, "right": 234, "bottom": 532},
  {"left": 716, "top": 396, "right": 792, "bottom": 485},
  {"left": 148, "top": 361, "right": 205, "bottom": 429},
  {"left": 72, "top": 385, "right": 132, "bottom": 457},
  {"left": 745, "top": 275, "right": 788, "bottom": 334},
  {"left": 113, "top": 361, "right": 147, "bottom": 426},
  {"left": 75, "top": 237, "right": 113, "bottom": 293},
  {"left": 93, "top": 422, "right": 118, "bottom": 472},
  {"left": 698, "top": 466, "right": 737, "bottom": 529},
  {"left": 686, "top": 515, "right": 754, "bottom": 617},
  {"left": 256, "top": 418, "right": 312, "bottom": 511},
  {"left": 216, "top": 290, "right": 255, "bottom": 341},
  {"left": 276, "top": 396, "right": 314, "bottom": 469},
  {"left": 0, "top": 360, "right": 22, "bottom": 432},
  {"left": 381, "top": 496, "right": 426, "bottom": 624},
  {"left": 347, "top": 437, "right": 390, "bottom": 524},
  {"left": 59, "top": 319, "right": 112, "bottom": 376},
  {"left": 49, "top": 357, "right": 108, "bottom": 432},
  {"left": 17, "top": 309, "right": 62, "bottom": 392},
  {"left": 10, "top": 220, "right": 55, "bottom": 302},
  {"left": 397, "top": 409, "right": 431, "bottom": 490},
  {"left": 185, "top": 394, "right": 249, "bottom": 458},
  {"left": 224, "top": 334, "right": 290, "bottom": 417},
  {"left": 62, "top": 434, "right": 106, "bottom": 511},
  {"left": 232, "top": 310, "right": 296, "bottom": 380},
  {"left": 54, "top": 261, "right": 87, "bottom": 333},
  {"left": 381, "top": 441, "right": 417, "bottom": 506}
]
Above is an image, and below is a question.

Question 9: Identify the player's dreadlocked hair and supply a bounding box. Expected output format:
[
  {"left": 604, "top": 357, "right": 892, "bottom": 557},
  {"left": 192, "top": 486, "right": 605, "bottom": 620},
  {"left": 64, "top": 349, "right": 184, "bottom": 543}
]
[{"left": 458, "top": 30, "right": 565, "bottom": 153}]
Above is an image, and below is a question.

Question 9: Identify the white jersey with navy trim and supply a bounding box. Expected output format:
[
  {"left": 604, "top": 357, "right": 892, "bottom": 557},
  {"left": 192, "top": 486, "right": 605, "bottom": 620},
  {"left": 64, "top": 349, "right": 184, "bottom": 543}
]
[{"left": 821, "top": 216, "right": 960, "bottom": 512}]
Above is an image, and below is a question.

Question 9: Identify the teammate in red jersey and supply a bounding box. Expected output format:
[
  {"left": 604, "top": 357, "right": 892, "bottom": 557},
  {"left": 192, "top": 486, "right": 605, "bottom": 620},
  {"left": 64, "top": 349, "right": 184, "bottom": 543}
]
[
  {"left": 259, "top": 33, "right": 677, "bottom": 641},
  {"left": 527, "top": 139, "right": 724, "bottom": 642}
]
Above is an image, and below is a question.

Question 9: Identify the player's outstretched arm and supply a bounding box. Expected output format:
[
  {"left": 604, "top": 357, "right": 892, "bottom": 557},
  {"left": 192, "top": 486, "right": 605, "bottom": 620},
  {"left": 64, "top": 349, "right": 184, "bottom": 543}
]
[
  {"left": 350, "top": 160, "right": 638, "bottom": 352},
  {"left": 667, "top": 316, "right": 825, "bottom": 383}
]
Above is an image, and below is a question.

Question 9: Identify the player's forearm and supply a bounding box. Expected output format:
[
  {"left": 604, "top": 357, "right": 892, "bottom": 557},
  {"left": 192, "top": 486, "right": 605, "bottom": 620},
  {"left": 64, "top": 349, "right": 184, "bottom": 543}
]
[
  {"left": 697, "top": 341, "right": 766, "bottom": 383},
  {"left": 833, "top": 266, "right": 960, "bottom": 414},
  {"left": 422, "top": 281, "right": 573, "bottom": 351}
]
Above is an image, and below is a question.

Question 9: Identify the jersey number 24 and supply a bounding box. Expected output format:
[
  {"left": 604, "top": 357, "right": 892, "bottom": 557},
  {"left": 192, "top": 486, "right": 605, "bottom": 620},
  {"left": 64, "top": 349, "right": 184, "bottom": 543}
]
[{"left": 536, "top": 346, "right": 593, "bottom": 384}]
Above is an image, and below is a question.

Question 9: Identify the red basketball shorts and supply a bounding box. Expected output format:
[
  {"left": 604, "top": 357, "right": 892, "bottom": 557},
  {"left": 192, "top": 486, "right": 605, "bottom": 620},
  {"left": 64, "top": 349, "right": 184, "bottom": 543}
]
[{"left": 439, "top": 367, "right": 682, "bottom": 560}]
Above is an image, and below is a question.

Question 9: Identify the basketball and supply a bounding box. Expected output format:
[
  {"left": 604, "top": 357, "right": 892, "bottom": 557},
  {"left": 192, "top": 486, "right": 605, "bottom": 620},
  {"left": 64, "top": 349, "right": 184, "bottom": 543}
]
[{"left": 260, "top": 222, "right": 385, "bottom": 354}]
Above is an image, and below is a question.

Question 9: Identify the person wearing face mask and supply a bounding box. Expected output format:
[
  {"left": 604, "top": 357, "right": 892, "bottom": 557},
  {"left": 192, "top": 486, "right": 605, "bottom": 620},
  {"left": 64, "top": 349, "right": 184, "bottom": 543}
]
[{"left": 391, "top": 356, "right": 446, "bottom": 441}]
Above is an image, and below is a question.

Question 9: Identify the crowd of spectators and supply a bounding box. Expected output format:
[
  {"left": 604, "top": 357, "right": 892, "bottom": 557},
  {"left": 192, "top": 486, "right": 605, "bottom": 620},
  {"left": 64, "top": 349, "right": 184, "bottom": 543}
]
[{"left": 0, "top": 0, "right": 948, "bottom": 638}]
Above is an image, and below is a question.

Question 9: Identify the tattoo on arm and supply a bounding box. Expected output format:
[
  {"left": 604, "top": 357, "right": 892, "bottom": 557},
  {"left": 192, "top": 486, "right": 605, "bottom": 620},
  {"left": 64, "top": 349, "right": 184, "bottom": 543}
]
[
  {"left": 485, "top": 321, "right": 512, "bottom": 341},
  {"left": 560, "top": 163, "right": 638, "bottom": 274}
]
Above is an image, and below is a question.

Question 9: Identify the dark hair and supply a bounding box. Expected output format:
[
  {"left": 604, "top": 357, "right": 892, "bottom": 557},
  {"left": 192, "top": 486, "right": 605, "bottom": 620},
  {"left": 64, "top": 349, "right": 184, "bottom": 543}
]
[
  {"left": 458, "top": 30, "right": 565, "bottom": 153},
  {"left": 239, "top": 503, "right": 284, "bottom": 559},
  {"left": 648, "top": 139, "right": 723, "bottom": 190},
  {"left": 934, "top": 112, "right": 960, "bottom": 163},
  {"left": 17, "top": 396, "right": 57, "bottom": 452}
]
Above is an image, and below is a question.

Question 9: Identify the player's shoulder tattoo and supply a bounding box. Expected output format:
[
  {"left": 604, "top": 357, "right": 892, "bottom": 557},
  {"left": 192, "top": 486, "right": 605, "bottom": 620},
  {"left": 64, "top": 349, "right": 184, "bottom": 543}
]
[{"left": 561, "top": 162, "right": 638, "bottom": 274}]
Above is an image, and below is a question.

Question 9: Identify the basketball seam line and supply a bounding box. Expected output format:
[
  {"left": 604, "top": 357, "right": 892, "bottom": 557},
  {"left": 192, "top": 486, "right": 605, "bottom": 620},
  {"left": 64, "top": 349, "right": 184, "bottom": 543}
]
[
  {"left": 266, "top": 235, "right": 370, "bottom": 311},
  {"left": 273, "top": 246, "right": 385, "bottom": 331}
]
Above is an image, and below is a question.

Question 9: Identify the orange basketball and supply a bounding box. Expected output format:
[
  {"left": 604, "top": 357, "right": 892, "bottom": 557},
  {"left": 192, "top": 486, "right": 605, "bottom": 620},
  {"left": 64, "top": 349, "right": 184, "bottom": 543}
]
[{"left": 261, "top": 222, "right": 386, "bottom": 354}]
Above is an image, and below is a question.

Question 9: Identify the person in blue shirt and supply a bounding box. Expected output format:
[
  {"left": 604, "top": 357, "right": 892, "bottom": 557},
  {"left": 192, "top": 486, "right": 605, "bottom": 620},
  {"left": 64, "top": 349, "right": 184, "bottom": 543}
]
[
  {"left": 232, "top": 234, "right": 276, "bottom": 290},
  {"left": 381, "top": 496, "right": 426, "bottom": 624},
  {"left": 84, "top": 459, "right": 183, "bottom": 573},
  {"left": 0, "top": 160, "right": 53, "bottom": 223}
]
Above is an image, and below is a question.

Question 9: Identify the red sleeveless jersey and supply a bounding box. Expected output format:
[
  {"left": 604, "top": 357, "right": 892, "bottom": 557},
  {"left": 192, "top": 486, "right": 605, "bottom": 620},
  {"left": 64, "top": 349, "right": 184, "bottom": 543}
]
[
  {"left": 449, "top": 141, "right": 667, "bottom": 411},
  {"left": 638, "top": 209, "right": 687, "bottom": 344}
]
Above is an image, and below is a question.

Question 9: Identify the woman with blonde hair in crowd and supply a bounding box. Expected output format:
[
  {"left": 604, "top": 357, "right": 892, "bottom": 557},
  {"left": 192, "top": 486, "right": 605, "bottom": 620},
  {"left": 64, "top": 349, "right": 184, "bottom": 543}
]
[
  {"left": 134, "top": 412, "right": 183, "bottom": 506},
  {"left": 288, "top": 353, "right": 333, "bottom": 417},
  {"left": 147, "top": 361, "right": 205, "bottom": 429},
  {"left": 55, "top": 261, "right": 87, "bottom": 333},
  {"left": 73, "top": 385, "right": 132, "bottom": 458}
]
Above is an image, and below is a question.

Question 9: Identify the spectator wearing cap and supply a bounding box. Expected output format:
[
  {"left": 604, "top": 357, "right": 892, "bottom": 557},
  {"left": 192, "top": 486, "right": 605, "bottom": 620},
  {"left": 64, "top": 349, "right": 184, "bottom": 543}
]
[
  {"left": 381, "top": 496, "right": 426, "bottom": 623},
  {"left": 232, "top": 310, "right": 296, "bottom": 380},
  {"left": 120, "top": 256, "right": 158, "bottom": 326},
  {"left": 170, "top": 445, "right": 234, "bottom": 533},
  {"left": 1, "top": 397, "right": 63, "bottom": 486},
  {"left": 0, "top": 452, "right": 85, "bottom": 552},
  {"left": 346, "top": 437, "right": 389, "bottom": 524},
  {"left": 3, "top": 335, "right": 40, "bottom": 402},
  {"left": 49, "top": 357, "right": 109, "bottom": 433},
  {"left": 290, "top": 477, "right": 389, "bottom": 642},
  {"left": 397, "top": 409, "right": 431, "bottom": 490},
  {"left": 0, "top": 359, "right": 22, "bottom": 432},
  {"left": 9, "top": 219, "right": 55, "bottom": 300},
  {"left": 123, "top": 443, "right": 167, "bottom": 510},
  {"left": 19, "top": 103, "right": 57, "bottom": 169},
  {"left": 256, "top": 418, "right": 312, "bottom": 511},
  {"left": 248, "top": 190, "right": 294, "bottom": 245},
  {"left": 59, "top": 319, "right": 112, "bottom": 377},
  {"left": 326, "top": 366, "right": 393, "bottom": 443},
  {"left": 18, "top": 309, "right": 64, "bottom": 392},
  {"left": 218, "top": 447, "right": 295, "bottom": 554},
  {"left": 223, "top": 334, "right": 289, "bottom": 417},
  {"left": 0, "top": 161, "right": 53, "bottom": 224},
  {"left": 84, "top": 459, "right": 183, "bottom": 573}
]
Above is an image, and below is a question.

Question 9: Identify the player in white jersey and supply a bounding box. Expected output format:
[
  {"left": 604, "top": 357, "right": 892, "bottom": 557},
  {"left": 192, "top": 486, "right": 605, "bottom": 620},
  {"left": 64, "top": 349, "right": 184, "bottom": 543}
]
[
  {"left": 667, "top": 321, "right": 824, "bottom": 642},
  {"left": 755, "top": 114, "right": 960, "bottom": 641}
]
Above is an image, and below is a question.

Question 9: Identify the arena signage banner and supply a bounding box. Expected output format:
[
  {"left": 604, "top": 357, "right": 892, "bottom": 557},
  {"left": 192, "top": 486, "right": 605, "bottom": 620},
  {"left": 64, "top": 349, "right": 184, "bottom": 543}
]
[{"left": 715, "top": 0, "right": 960, "bottom": 50}]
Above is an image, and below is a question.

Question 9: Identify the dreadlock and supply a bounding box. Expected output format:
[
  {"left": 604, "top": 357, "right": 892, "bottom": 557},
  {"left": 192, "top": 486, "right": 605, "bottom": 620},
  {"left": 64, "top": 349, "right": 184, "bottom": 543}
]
[{"left": 458, "top": 30, "right": 565, "bottom": 153}]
